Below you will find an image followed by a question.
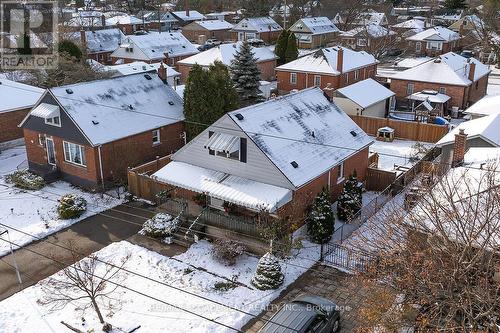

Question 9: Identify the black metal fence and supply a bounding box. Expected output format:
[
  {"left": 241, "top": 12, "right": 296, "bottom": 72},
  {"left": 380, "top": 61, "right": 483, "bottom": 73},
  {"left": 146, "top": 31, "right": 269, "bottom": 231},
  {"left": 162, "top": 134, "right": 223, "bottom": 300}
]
[{"left": 323, "top": 243, "right": 376, "bottom": 272}]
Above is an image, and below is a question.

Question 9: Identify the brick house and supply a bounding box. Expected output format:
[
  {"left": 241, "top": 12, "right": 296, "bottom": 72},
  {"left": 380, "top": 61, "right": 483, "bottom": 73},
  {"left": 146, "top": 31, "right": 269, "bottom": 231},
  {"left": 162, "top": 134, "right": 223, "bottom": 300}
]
[
  {"left": 181, "top": 20, "right": 234, "bottom": 43},
  {"left": 170, "top": 10, "right": 206, "bottom": 26},
  {"left": 80, "top": 28, "right": 125, "bottom": 65},
  {"left": 389, "top": 52, "right": 490, "bottom": 111},
  {"left": 177, "top": 42, "right": 277, "bottom": 82},
  {"left": 288, "top": 17, "right": 339, "bottom": 49},
  {"left": 0, "top": 79, "right": 43, "bottom": 146},
  {"left": 20, "top": 69, "right": 185, "bottom": 189},
  {"left": 110, "top": 31, "right": 199, "bottom": 66},
  {"left": 105, "top": 15, "right": 144, "bottom": 35},
  {"left": 231, "top": 17, "right": 283, "bottom": 44},
  {"left": 148, "top": 87, "right": 372, "bottom": 226},
  {"left": 340, "top": 24, "right": 397, "bottom": 54},
  {"left": 275, "top": 46, "right": 378, "bottom": 93},
  {"left": 406, "top": 26, "right": 461, "bottom": 56}
]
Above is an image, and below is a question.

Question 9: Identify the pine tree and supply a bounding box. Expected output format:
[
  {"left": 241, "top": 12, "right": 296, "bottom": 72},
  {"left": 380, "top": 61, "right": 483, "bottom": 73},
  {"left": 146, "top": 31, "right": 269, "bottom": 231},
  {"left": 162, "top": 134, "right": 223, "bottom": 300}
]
[
  {"left": 275, "top": 30, "right": 290, "bottom": 65},
  {"left": 307, "top": 188, "right": 334, "bottom": 244},
  {"left": 337, "top": 170, "right": 363, "bottom": 222},
  {"left": 285, "top": 32, "right": 299, "bottom": 63},
  {"left": 251, "top": 252, "right": 284, "bottom": 290},
  {"left": 230, "top": 41, "right": 264, "bottom": 106}
]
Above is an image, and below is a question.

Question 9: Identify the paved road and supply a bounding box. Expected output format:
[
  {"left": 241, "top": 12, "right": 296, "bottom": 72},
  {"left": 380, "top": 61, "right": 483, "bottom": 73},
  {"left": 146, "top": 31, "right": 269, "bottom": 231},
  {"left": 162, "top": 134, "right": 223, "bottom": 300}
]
[{"left": 0, "top": 202, "right": 155, "bottom": 301}]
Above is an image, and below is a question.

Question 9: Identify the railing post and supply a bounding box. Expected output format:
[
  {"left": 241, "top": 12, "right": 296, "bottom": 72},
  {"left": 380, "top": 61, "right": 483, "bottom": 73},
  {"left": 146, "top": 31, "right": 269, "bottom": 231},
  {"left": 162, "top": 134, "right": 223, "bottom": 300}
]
[{"left": 320, "top": 243, "right": 324, "bottom": 262}]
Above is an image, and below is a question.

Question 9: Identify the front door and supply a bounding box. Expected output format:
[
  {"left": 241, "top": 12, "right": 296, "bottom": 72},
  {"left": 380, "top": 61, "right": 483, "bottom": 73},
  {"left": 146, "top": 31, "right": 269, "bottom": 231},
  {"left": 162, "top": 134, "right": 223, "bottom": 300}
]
[{"left": 46, "top": 137, "right": 56, "bottom": 165}]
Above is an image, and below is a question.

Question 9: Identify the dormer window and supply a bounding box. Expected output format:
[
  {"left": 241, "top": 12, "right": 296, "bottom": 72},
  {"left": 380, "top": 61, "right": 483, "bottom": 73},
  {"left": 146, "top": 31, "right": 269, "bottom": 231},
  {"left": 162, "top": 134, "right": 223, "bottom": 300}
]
[
  {"left": 45, "top": 116, "right": 61, "bottom": 126},
  {"left": 205, "top": 131, "right": 246, "bottom": 162},
  {"left": 31, "top": 103, "right": 61, "bottom": 127}
]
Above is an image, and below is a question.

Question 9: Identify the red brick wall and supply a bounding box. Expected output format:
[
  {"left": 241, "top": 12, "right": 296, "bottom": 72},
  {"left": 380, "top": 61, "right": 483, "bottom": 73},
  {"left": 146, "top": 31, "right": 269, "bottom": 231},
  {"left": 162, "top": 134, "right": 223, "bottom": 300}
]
[
  {"left": 88, "top": 51, "right": 113, "bottom": 65},
  {"left": 467, "top": 75, "right": 488, "bottom": 105},
  {"left": 0, "top": 108, "right": 29, "bottom": 143},
  {"left": 181, "top": 28, "right": 232, "bottom": 43},
  {"left": 408, "top": 40, "right": 456, "bottom": 56}
]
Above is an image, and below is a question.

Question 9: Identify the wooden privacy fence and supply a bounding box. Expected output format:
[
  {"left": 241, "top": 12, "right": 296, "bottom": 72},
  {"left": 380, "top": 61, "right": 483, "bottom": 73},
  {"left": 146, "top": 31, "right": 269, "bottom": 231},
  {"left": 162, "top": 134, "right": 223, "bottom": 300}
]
[
  {"left": 127, "top": 155, "right": 172, "bottom": 200},
  {"left": 365, "top": 167, "right": 397, "bottom": 191},
  {"left": 350, "top": 115, "right": 448, "bottom": 143}
]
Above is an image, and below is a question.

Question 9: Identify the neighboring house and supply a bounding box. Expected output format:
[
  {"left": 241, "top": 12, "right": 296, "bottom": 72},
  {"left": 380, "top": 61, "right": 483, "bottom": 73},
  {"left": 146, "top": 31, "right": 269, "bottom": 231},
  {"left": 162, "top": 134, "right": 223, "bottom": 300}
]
[
  {"left": 463, "top": 95, "right": 500, "bottom": 119},
  {"left": 406, "top": 26, "right": 461, "bottom": 56},
  {"left": 20, "top": 71, "right": 185, "bottom": 189},
  {"left": 149, "top": 88, "right": 373, "bottom": 224},
  {"left": 340, "top": 24, "right": 396, "bottom": 53},
  {"left": 139, "top": 11, "right": 178, "bottom": 31},
  {"left": 391, "top": 19, "right": 428, "bottom": 37},
  {"left": 275, "top": 46, "right": 378, "bottom": 93},
  {"left": 334, "top": 10, "right": 388, "bottom": 30},
  {"left": 389, "top": 52, "right": 490, "bottom": 111},
  {"left": 288, "top": 17, "right": 339, "bottom": 49},
  {"left": 80, "top": 28, "right": 125, "bottom": 65},
  {"left": 205, "top": 11, "right": 240, "bottom": 23},
  {"left": 0, "top": 80, "right": 43, "bottom": 145},
  {"left": 449, "top": 14, "right": 483, "bottom": 34},
  {"left": 181, "top": 20, "right": 234, "bottom": 43},
  {"left": 177, "top": 43, "right": 277, "bottom": 82},
  {"left": 170, "top": 10, "right": 206, "bottom": 26},
  {"left": 436, "top": 114, "right": 500, "bottom": 165},
  {"left": 65, "top": 13, "right": 104, "bottom": 31},
  {"left": 332, "top": 78, "right": 395, "bottom": 118},
  {"left": 105, "top": 61, "right": 181, "bottom": 86},
  {"left": 105, "top": 15, "right": 144, "bottom": 35},
  {"left": 231, "top": 17, "right": 283, "bottom": 44},
  {"left": 110, "top": 32, "right": 199, "bottom": 66}
]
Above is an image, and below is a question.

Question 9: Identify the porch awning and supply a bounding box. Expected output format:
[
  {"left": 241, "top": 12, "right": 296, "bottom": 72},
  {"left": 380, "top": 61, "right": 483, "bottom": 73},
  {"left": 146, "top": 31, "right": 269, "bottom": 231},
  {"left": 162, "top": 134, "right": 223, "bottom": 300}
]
[
  {"left": 152, "top": 161, "right": 292, "bottom": 212},
  {"left": 30, "top": 103, "right": 60, "bottom": 118},
  {"left": 204, "top": 132, "right": 240, "bottom": 153},
  {"left": 407, "top": 91, "right": 451, "bottom": 104}
]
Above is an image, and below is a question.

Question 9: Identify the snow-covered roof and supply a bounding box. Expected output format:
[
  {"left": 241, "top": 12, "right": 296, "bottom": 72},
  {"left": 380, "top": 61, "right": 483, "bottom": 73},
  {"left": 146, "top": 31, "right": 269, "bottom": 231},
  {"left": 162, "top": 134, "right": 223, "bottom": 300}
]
[
  {"left": 408, "top": 91, "right": 450, "bottom": 103},
  {"left": 290, "top": 17, "right": 339, "bottom": 35},
  {"left": 170, "top": 10, "right": 206, "bottom": 21},
  {"left": 152, "top": 161, "right": 292, "bottom": 212},
  {"left": 463, "top": 95, "right": 500, "bottom": 117},
  {"left": 393, "top": 57, "right": 432, "bottom": 68},
  {"left": 276, "top": 46, "right": 377, "bottom": 75},
  {"left": 178, "top": 42, "right": 276, "bottom": 67},
  {"left": 233, "top": 17, "right": 282, "bottom": 32},
  {"left": 406, "top": 26, "right": 460, "bottom": 42},
  {"left": 193, "top": 19, "right": 233, "bottom": 31},
  {"left": 105, "top": 14, "right": 142, "bottom": 26},
  {"left": 463, "top": 147, "right": 500, "bottom": 166},
  {"left": 336, "top": 78, "right": 394, "bottom": 108},
  {"left": 392, "top": 19, "right": 425, "bottom": 30},
  {"left": 66, "top": 15, "right": 103, "bottom": 28},
  {"left": 436, "top": 114, "right": 500, "bottom": 147},
  {"left": 341, "top": 24, "right": 396, "bottom": 38},
  {"left": 46, "top": 73, "right": 184, "bottom": 146},
  {"left": 106, "top": 61, "right": 180, "bottom": 77},
  {"left": 84, "top": 28, "right": 124, "bottom": 53},
  {"left": 354, "top": 11, "right": 387, "bottom": 26},
  {"left": 227, "top": 88, "right": 374, "bottom": 188},
  {"left": 0, "top": 79, "right": 43, "bottom": 113},
  {"left": 391, "top": 52, "right": 490, "bottom": 86}
]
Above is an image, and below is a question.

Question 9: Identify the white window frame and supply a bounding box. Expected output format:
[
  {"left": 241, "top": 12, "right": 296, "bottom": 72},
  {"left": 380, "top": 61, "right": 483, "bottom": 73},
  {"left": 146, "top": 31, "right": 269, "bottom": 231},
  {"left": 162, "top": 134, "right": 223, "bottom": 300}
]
[
  {"left": 415, "top": 41, "right": 421, "bottom": 52},
  {"left": 46, "top": 137, "right": 56, "bottom": 166},
  {"left": 38, "top": 134, "right": 46, "bottom": 147},
  {"left": 354, "top": 70, "right": 359, "bottom": 80},
  {"left": 45, "top": 116, "right": 61, "bottom": 127},
  {"left": 439, "top": 87, "right": 446, "bottom": 94},
  {"left": 407, "top": 83, "right": 414, "bottom": 95},
  {"left": 357, "top": 38, "right": 367, "bottom": 47},
  {"left": 63, "top": 141, "right": 86, "bottom": 167},
  {"left": 313, "top": 75, "right": 321, "bottom": 87},
  {"left": 337, "top": 162, "right": 345, "bottom": 183},
  {"left": 152, "top": 129, "right": 161, "bottom": 145},
  {"left": 290, "top": 72, "right": 297, "bottom": 84},
  {"left": 426, "top": 41, "right": 442, "bottom": 51}
]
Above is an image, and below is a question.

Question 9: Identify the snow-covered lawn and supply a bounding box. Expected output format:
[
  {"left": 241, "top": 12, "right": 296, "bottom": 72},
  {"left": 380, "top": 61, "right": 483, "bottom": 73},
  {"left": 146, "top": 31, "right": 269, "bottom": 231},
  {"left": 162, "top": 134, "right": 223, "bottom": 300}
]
[
  {"left": 369, "top": 138, "right": 433, "bottom": 172},
  {"left": 487, "top": 65, "right": 500, "bottom": 96},
  {"left": 0, "top": 240, "right": 319, "bottom": 332},
  {"left": 0, "top": 146, "right": 123, "bottom": 256}
]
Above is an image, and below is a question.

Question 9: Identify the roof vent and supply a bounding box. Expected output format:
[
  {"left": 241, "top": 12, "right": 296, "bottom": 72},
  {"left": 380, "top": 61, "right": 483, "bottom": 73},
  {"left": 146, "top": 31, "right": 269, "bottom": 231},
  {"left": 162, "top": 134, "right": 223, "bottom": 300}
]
[
  {"left": 128, "top": 104, "right": 134, "bottom": 110},
  {"left": 350, "top": 130, "right": 357, "bottom": 137},
  {"left": 235, "top": 113, "right": 244, "bottom": 120},
  {"left": 144, "top": 74, "right": 152, "bottom": 80},
  {"left": 290, "top": 161, "right": 299, "bottom": 168},
  {"left": 311, "top": 131, "right": 315, "bottom": 138},
  {"left": 168, "top": 101, "right": 175, "bottom": 105},
  {"left": 92, "top": 120, "right": 99, "bottom": 125},
  {"left": 434, "top": 58, "right": 441, "bottom": 63},
  {"left": 66, "top": 88, "right": 73, "bottom": 94}
]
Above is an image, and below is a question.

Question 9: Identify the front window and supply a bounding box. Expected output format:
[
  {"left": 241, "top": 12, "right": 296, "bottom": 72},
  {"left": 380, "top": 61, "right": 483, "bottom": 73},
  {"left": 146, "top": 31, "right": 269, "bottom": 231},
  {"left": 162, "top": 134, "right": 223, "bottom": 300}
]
[
  {"left": 314, "top": 75, "right": 321, "bottom": 87},
  {"left": 45, "top": 116, "right": 61, "bottom": 127},
  {"left": 426, "top": 41, "right": 442, "bottom": 50},
  {"left": 354, "top": 70, "right": 359, "bottom": 80},
  {"left": 63, "top": 141, "right": 86, "bottom": 166},
  {"left": 357, "top": 38, "right": 367, "bottom": 47},
  {"left": 290, "top": 72, "right": 297, "bottom": 84},
  {"left": 152, "top": 129, "right": 160, "bottom": 145},
  {"left": 407, "top": 83, "right": 414, "bottom": 95},
  {"left": 415, "top": 42, "right": 421, "bottom": 52},
  {"left": 337, "top": 162, "right": 345, "bottom": 183}
]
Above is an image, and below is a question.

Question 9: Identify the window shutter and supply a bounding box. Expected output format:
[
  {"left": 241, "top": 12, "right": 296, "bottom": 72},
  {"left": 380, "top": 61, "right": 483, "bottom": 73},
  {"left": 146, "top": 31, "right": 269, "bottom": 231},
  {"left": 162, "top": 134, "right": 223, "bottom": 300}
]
[
  {"left": 208, "top": 131, "right": 215, "bottom": 155},
  {"left": 240, "top": 138, "right": 247, "bottom": 163}
]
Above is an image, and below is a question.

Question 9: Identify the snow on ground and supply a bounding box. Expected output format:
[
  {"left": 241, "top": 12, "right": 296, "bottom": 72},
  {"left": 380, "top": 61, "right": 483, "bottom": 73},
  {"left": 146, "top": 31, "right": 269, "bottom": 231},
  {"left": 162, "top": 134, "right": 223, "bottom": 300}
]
[
  {"left": 369, "top": 138, "right": 433, "bottom": 172},
  {"left": 487, "top": 65, "right": 500, "bottom": 96},
  {"left": 0, "top": 240, "right": 319, "bottom": 332},
  {"left": 0, "top": 146, "right": 123, "bottom": 256}
]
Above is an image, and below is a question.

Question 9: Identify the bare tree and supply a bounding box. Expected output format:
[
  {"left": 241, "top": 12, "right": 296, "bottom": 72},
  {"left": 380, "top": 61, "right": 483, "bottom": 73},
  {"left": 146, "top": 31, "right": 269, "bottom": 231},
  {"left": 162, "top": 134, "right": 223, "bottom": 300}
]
[
  {"left": 351, "top": 163, "right": 500, "bottom": 331},
  {"left": 472, "top": 1, "right": 500, "bottom": 65},
  {"left": 37, "top": 246, "right": 130, "bottom": 326}
]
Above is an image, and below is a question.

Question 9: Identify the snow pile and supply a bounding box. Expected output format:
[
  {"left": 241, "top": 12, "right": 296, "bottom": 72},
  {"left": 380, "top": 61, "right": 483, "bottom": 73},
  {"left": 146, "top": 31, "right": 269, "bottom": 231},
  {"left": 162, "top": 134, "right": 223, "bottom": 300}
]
[
  {"left": 0, "top": 240, "right": 319, "bottom": 332},
  {"left": 139, "top": 213, "right": 180, "bottom": 243}
]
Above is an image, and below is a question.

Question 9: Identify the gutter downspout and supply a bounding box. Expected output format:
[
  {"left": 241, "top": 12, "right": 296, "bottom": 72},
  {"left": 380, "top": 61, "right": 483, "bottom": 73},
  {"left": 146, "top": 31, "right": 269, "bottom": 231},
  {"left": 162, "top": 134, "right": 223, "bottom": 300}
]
[{"left": 98, "top": 145, "right": 105, "bottom": 194}]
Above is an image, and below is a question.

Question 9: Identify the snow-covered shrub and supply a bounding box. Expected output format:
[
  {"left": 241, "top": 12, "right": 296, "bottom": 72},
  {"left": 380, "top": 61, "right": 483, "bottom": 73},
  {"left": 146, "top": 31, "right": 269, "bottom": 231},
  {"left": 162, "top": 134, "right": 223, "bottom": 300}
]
[
  {"left": 57, "top": 194, "right": 87, "bottom": 219},
  {"left": 251, "top": 252, "right": 284, "bottom": 290},
  {"left": 5, "top": 170, "right": 45, "bottom": 190},
  {"left": 337, "top": 170, "right": 363, "bottom": 222},
  {"left": 213, "top": 281, "right": 237, "bottom": 292},
  {"left": 139, "top": 213, "right": 180, "bottom": 240},
  {"left": 307, "top": 188, "right": 334, "bottom": 244},
  {"left": 211, "top": 239, "right": 246, "bottom": 266}
]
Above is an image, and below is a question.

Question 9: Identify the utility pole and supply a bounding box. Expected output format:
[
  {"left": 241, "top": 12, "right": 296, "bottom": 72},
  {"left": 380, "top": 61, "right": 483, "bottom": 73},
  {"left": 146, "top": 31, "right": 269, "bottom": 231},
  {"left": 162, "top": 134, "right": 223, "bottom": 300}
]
[{"left": 0, "top": 229, "right": 23, "bottom": 286}]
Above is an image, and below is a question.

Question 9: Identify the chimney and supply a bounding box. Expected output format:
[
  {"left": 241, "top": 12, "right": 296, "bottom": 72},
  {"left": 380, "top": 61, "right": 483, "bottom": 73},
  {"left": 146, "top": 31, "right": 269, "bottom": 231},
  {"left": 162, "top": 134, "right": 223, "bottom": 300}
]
[
  {"left": 323, "top": 83, "right": 334, "bottom": 101},
  {"left": 185, "top": 0, "right": 190, "bottom": 17},
  {"left": 158, "top": 62, "right": 167, "bottom": 83},
  {"left": 101, "top": 14, "right": 106, "bottom": 28},
  {"left": 336, "top": 47, "right": 343, "bottom": 73},
  {"left": 468, "top": 61, "right": 476, "bottom": 82},
  {"left": 80, "top": 30, "right": 86, "bottom": 48},
  {"left": 452, "top": 128, "right": 467, "bottom": 167}
]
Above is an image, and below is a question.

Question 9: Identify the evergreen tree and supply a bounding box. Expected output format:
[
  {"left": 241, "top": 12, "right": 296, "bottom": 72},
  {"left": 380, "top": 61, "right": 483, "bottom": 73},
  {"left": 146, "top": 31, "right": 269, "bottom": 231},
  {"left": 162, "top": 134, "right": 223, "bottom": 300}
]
[
  {"left": 184, "top": 62, "right": 239, "bottom": 140},
  {"left": 285, "top": 32, "right": 299, "bottom": 63},
  {"left": 307, "top": 188, "right": 334, "bottom": 244},
  {"left": 337, "top": 170, "right": 363, "bottom": 222},
  {"left": 275, "top": 30, "right": 290, "bottom": 65},
  {"left": 251, "top": 252, "right": 284, "bottom": 290},
  {"left": 58, "top": 40, "right": 83, "bottom": 60},
  {"left": 230, "top": 41, "right": 264, "bottom": 106},
  {"left": 444, "top": 0, "right": 468, "bottom": 9}
]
